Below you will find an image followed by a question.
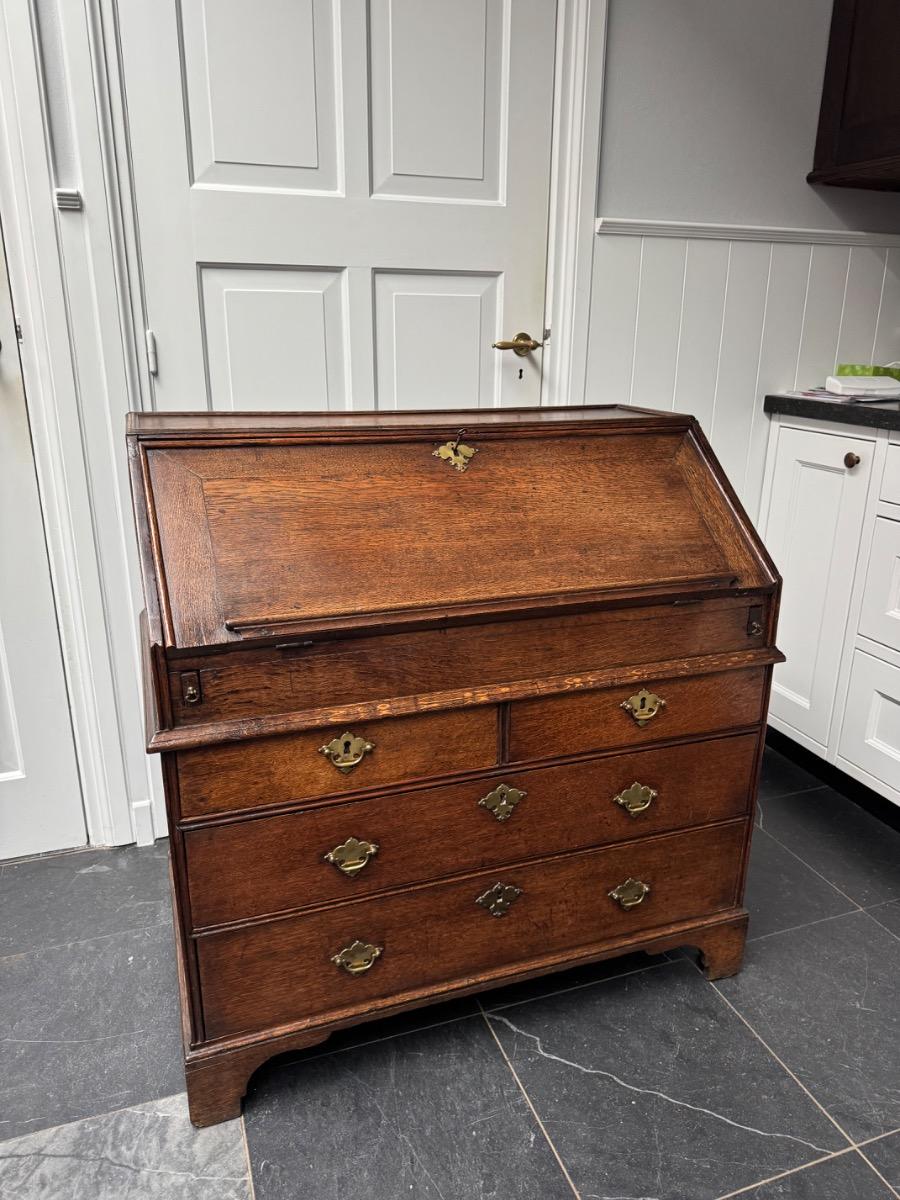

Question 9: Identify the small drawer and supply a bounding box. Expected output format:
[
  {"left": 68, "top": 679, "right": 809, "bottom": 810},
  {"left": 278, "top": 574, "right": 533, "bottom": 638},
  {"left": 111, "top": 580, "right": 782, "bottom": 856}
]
[
  {"left": 196, "top": 820, "right": 747, "bottom": 1040},
  {"left": 184, "top": 732, "right": 759, "bottom": 927},
  {"left": 881, "top": 444, "right": 900, "bottom": 506},
  {"left": 177, "top": 706, "right": 498, "bottom": 819},
  {"left": 859, "top": 517, "right": 900, "bottom": 653},
  {"left": 509, "top": 667, "right": 767, "bottom": 763},
  {"left": 838, "top": 650, "right": 900, "bottom": 792}
]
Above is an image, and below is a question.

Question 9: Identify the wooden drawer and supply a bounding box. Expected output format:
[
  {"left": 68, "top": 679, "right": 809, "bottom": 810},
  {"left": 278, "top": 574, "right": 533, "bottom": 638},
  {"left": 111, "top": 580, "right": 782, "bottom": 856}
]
[
  {"left": 196, "top": 820, "right": 747, "bottom": 1040},
  {"left": 177, "top": 707, "right": 498, "bottom": 819},
  {"left": 185, "top": 732, "right": 758, "bottom": 928},
  {"left": 509, "top": 667, "right": 767, "bottom": 763},
  {"left": 167, "top": 596, "right": 768, "bottom": 727}
]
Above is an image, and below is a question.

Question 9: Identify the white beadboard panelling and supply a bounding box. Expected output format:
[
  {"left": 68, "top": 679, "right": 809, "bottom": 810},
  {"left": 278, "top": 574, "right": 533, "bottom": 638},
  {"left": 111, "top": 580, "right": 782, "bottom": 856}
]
[
  {"left": 795, "top": 244, "right": 851, "bottom": 386},
  {"left": 671, "top": 238, "right": 729, "bottom": 430},
  {"left": 837, "top": 247, "right": 888, "bottom": 366},
  {"left": 629, "top": 237, "right": 686, "bottom": 409},
  {"left": 588, "top": 227, "right": 900, "bottom": 519},
  {"left": 742, "top": 243, "right": 812, "bottom": 509},
  {"left": 873, "top": 248, "right": 900, "bottom": 365},
  {"left": 584, "top": 234, "right": 641, "bottom": 403},
  {"left": 709, "top": 241, "right": 771, "bottom": 491}
]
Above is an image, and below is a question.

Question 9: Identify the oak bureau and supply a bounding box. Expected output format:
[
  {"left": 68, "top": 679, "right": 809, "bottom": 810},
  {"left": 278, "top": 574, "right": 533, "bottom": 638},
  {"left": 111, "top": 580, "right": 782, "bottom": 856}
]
[{"left": 127, "top": 405, "right": 782, "bottom": 1127}]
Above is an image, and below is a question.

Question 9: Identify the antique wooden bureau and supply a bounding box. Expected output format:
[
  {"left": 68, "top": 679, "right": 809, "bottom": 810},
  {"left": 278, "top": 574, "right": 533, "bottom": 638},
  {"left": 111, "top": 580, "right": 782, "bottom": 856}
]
[{"left": 128, "top": 405, "right": 781, "bottom": 1126}]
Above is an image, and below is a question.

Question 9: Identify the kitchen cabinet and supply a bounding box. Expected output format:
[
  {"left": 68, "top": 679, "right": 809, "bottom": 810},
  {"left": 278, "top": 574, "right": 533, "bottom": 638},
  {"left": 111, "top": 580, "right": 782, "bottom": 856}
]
[
  {"left": 809, "top": 0, "right": 900, "bottom": 190},
  {"left": 760, "top": 411, "right": 900, "bottom": 805}
]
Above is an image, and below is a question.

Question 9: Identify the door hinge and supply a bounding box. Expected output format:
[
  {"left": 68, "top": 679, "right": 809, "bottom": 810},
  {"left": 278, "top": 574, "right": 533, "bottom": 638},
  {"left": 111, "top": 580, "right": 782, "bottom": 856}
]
[{"left": 145, "top": 329, "right": 158, "bottom": 376}]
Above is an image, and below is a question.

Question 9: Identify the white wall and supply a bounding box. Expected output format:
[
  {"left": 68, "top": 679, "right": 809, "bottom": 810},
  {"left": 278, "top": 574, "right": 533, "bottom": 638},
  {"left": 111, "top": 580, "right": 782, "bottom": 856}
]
[
  {"left": 597, "top": 0, "right": 900, "bottom": 233},
  {"left": 585, "top": 0, "right": 900, "bottom": 520}
]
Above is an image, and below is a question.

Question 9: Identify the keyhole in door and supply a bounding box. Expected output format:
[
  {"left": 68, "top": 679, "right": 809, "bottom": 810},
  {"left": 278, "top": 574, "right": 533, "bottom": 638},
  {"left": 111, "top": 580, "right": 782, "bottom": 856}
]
[{"left": 518, "top": 368, "right": 523, "bottom": 380}]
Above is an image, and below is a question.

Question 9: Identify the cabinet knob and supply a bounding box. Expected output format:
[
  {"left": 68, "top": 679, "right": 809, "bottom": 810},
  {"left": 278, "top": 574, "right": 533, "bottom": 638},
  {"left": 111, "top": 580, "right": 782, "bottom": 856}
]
[{"left": 844, "top": 452, "right": 861, "bottom": 469}]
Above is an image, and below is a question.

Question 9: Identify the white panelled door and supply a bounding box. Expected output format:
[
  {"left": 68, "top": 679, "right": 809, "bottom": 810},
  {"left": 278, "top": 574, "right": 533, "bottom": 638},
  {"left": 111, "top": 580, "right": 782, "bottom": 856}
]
[
  {"left": 118, "top": 0, "right": 557, "bottom": 411},
  {"left": 0, "top": 234, "right": 85, "bottom": 859}
]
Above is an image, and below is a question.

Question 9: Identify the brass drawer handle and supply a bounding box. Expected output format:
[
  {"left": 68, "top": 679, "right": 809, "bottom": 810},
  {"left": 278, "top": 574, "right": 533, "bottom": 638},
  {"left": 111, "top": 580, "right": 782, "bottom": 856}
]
[
  {"left": 612, "top": 781, "right": 657, "bottom": 817},
  {"left": 478, "top": 783, "right": 527, "bottom": 822},
  {"left": 620, "top": 688, "right": 666, "bottom": 727},
  {"left": 476, "top": 881, "right": 522, "bottom": 917},
  {"left": 331, "top": 940, "right": 382, "bottom": 975},
  {"left": 324, "top": 836, "right": 379, "bottom": 877},
  {"left": 319, "top": 731, "right": 374, "bottom": 773},
  {"left": 609, "top": 878, "right": 651, "bottom": 910}
]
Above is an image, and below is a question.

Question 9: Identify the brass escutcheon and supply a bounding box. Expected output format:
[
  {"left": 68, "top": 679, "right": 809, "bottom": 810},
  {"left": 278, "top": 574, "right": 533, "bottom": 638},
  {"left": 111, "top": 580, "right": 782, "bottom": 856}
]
[
  {"left": 612, "top": 781, "right": 657, "bottom": 817},
  {"left": 433, "top": 429, "right": 477, "bottom": 473},
  {"left": 319, "top": 731, "right": 374, "bottom": 773},
  {"left": 478, "top": 783, "right": 527, "bottom": 822},
  {"left": 331, "top": 940, "right": 382, "bottom": 975},
  {"left": 476, "top": 881, "right": 522, "bottom": 917},
  {"left": 324, "top": 836, "right": 379, "bottom": 877},
  {"left": 608, "top": 878, "right": 651, "bottom": 910},
  {"left": 620, "top": 688, "right": 666, "bottom": 727}
]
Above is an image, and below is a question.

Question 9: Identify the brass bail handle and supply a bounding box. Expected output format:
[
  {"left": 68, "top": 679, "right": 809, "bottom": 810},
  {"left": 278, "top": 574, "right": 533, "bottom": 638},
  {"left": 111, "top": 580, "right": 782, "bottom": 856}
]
[{"left": 492, "top": 331, "right": 544, "bottom": 357}]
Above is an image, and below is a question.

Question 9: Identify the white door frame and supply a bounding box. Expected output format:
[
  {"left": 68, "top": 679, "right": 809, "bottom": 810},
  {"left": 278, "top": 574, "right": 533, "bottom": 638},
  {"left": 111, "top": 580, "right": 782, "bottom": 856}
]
[{"left": 0, "top": 0, "right": 607, "bottom": 846}]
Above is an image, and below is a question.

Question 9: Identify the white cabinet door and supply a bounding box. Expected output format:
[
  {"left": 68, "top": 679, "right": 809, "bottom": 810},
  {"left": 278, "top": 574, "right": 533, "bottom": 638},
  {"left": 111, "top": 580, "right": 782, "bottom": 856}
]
[
  {"left": 0, "top": 237, "right": 85, "bottom": 858},
  {"left": 762, "top": 424, "right": 873, "bottom": 747},
  {"left": 859, "top": 517, "right": 900, "bottom": 654},
  {"left": 838, "top": 650, "right": 900, "bottom": 799},
  {"left": 118, "top": 0, "right": 557, "bottom": 411}
]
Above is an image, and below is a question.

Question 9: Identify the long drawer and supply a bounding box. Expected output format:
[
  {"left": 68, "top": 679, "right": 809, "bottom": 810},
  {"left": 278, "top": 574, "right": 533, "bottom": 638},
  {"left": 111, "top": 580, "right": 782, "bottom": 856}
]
[
  {"left": 177, "top": 706, "right": 498, "bottom": 819},
  {"left": 509, "top": 667, "right": 767, "bottom": 763},
  {"left": 196, "top": 820, "right": 747, "bottom": 1041},
  {"left": 184, "top": 733, "right": 758, "bottom": 928},
  {"left": 168, "top": 596, "right": 768, "bottom": 726}
]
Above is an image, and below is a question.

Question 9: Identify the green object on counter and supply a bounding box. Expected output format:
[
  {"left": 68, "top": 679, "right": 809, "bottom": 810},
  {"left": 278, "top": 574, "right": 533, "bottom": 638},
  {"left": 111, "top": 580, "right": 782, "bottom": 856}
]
[{"left": 836, "top": 362, "right": 900, "bottom": 382}]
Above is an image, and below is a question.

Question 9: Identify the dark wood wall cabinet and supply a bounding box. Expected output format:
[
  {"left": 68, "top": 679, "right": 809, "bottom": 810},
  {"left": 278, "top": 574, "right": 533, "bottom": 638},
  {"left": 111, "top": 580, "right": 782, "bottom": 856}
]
[
  {"left": 809, "top": 0, "right": 900, "bottom": 190},
  {"left": 128, "top": 405, "right": 782, "bottom": 1127}
]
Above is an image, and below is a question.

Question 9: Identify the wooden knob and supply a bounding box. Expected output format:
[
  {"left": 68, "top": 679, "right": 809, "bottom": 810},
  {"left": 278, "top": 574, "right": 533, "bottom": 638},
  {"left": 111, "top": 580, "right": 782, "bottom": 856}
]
[{"left": 844, "top": 452, "right": 861, "bottom": 469}]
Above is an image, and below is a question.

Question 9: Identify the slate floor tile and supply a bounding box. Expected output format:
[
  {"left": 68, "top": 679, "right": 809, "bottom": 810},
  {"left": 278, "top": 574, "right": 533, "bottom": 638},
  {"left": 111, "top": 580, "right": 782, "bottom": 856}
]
[
  {"left": 718, "top": 910, "right": 900, "bottom": 1143},
  {"left": 727, "top": 1149, "right": 895, "bottom": 1198},
  {"left": 486, "top": 960, "right": 845, "bottom": 1200},
  {"left": 862, "top": 1131, "right": 900, "bottom": 1191},
  {"left": 0, "top": 841, "right": 170, "bottom": 957},
  {"left": 744, "top": 827, "right": 857, "bottom": 940},
  {"left": 0, "top": 1093, "right": 249, "bottom": 1199},
  {"left": 0, "top": 924, "right": 183, "bottom": 1141},
  {"left": 244, "top": 1015, "right": 575, "bottom": 1200},
  {"left": 758, "top": 746, "right": 825, "bottom": 804},
  {"left": 867, "top": 898, "right": 900, "bottom": 940},
  {"left": 758, "top": 787, "right": 900, "bottom": 906}
]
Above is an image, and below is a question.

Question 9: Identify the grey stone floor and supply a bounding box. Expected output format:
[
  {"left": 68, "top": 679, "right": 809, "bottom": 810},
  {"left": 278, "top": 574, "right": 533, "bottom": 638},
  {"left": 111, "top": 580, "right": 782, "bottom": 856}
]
[{"left": 1, "top": 743, "right": 899, "bottom": 1199}]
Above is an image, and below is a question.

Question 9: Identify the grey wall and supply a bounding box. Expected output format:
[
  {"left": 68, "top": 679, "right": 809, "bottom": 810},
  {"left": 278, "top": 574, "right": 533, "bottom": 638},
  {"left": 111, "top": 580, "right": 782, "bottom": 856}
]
[{"left": 598, "top": 0, "right": 900, "bottom": 233}]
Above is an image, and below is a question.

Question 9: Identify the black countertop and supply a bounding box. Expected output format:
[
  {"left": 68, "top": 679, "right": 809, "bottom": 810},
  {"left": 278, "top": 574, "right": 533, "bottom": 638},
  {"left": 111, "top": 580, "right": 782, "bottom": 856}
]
[{"left": 765, "top": 392, "right": 900, "bottom": 432}]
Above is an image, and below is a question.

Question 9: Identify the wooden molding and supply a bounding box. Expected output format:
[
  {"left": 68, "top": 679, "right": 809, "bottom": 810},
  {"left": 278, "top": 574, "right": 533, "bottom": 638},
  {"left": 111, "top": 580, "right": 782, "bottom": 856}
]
[{"left": 595, "top": 216, "right": 900, "bottom": 248}]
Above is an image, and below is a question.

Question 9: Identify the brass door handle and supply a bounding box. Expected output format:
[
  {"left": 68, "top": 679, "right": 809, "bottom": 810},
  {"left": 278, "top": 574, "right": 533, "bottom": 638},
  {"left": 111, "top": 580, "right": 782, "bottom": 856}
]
[
  {"left": 331, "top": 940, "right": 382, "bottom": 974},
  {"left": 324, "top": 836, "right": 379, "bottom": 877},
  {"left": 492, "top": 331, "right": 543, "bottom": 356},
  {"left": 612, "top": 782, "right": 657, "bottom": 817},
  {"left": 608, "top": 878, "right": 650, "bottom": 910},
  {"left": 319, "top": 731, "right": 374, "bottom": 773}
]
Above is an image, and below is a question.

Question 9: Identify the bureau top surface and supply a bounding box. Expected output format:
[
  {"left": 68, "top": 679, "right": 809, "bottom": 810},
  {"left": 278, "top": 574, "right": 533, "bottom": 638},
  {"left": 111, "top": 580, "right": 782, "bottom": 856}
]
[{"left": 128, "top": 406, "right": 777, "bottom": 650}]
